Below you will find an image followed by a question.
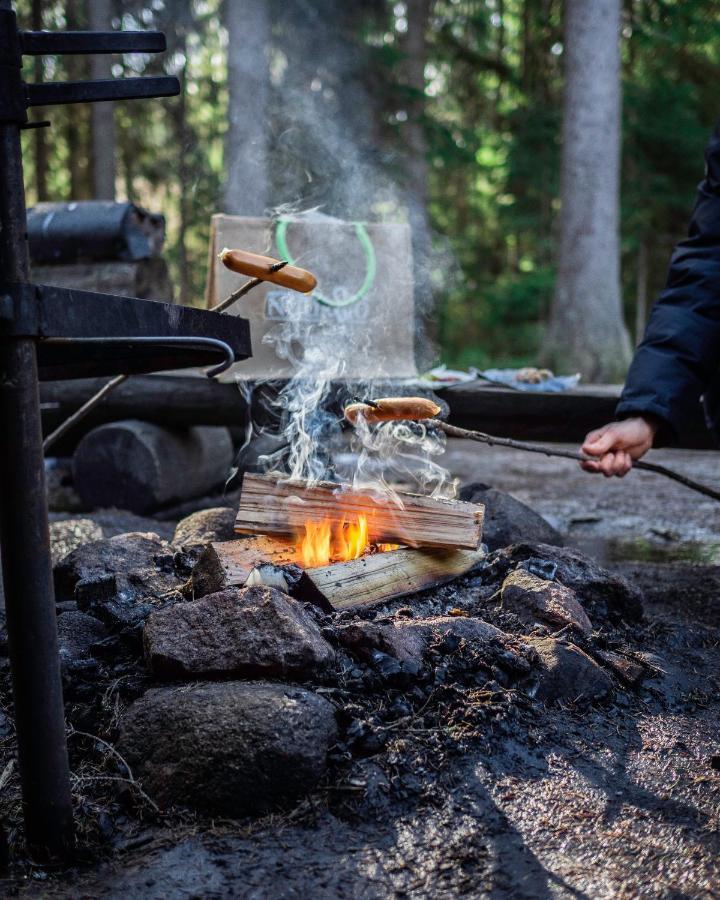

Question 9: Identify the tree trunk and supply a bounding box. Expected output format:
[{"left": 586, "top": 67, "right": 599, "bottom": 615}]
[
  {"left": 31, "top": 0, "right": 49, "bottom": 201},
  {"left": 223, "top": 0, "right": 269, "bottom": 215},
  {"left": 634, "top": 236, "right": 648, "bottom": 345},
  {"left": 545, "top": 0, "right": 631, "bottom": 381},
  {"left": 88, "top": 0, "right": 116, "bottom": 200},
  {"left": 173, "top": 50, "right": 192, "bottom": 306},
  {"left": 403, "top": 0, "right": 434, "bottom": 368}
]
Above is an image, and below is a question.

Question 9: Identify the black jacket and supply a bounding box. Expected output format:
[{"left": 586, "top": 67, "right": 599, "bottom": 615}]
[{"left": 617, "top": 121, "right": 720, "bottom": 441}]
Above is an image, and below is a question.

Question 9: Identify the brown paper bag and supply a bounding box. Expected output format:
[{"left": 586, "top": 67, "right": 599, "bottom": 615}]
[{"left": 205, "top": 214, "right": 417, "bottom": 381}]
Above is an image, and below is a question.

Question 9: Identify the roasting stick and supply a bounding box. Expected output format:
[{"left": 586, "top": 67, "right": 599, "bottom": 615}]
[
  {"left": 210, "top": 260, "right": 288, "bottom": 314},
  {"left": 43, "top": 251, "right": 316, "bottom": 453},
  {"left": 43, "top": 374, "right": 129, "bottom": 453},
  {"left": 344, "top": 397, "right": 720, "bottom": 504}
]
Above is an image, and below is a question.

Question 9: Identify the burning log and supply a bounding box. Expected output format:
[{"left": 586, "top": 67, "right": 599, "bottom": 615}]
[
  {"left": 235, "top": 473, "right": 485, "bottom": 551},
  {"left": 293, "top": 546, "right": 485, "bottom": 611},
  {"left": 192, "top": 539, "right": 484, "bottom": 612}
]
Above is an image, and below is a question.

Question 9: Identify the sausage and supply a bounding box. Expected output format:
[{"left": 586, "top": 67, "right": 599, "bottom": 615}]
[
  {"left": 219, "top": 248, "right": 317, "bottom": 294},
  {"left": 344, "top": 396, "right": 441, "bottom": 424}
]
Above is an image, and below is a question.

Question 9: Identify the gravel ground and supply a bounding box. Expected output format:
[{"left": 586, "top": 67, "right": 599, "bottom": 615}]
[{"left": 7, "top": 440, "right": 720, "bottom": 899}]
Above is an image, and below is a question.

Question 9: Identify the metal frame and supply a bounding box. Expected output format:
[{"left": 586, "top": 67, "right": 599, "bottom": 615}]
[{"left": 0, "top": 2, "right": 251, "bottom": 858}]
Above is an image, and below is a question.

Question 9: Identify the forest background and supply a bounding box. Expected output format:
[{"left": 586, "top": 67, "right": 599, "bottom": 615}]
[{"left": 12, "top": 0, "right": 720, "bottom": 378}]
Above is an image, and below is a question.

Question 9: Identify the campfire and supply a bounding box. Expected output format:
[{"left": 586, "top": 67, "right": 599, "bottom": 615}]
[{"left": 195, "top": 468, "right": 486, "bottom": 613}]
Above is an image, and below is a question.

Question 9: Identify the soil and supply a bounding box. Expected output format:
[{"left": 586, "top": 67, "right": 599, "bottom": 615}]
[{"left": 4, "top": 441, "right": 720, "bottom": 898}]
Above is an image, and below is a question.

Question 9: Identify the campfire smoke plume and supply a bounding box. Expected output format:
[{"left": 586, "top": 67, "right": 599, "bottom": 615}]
[
  {"left": 236, "top": 9, "right": 459, "bottom": 514},
  {"left": 255, "top": 247, "right": 458, "bottom": 506}
]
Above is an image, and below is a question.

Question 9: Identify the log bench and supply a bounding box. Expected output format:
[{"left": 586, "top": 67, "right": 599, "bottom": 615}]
[{"left": 39, "top": 376, "right": 716, "bottom": 451}]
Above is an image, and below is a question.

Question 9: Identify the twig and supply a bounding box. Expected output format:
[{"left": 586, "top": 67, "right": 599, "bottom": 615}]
[
  {"left": 43, "top": 373, "right": 129, "bottom": 453},
  {"left": 434, "top": 421, "right": 720, "bottom": 503},
  {"left": 68, "top": 727, "right": 159, "bottom": 813},
  {"left": 210, "top": 260, "right": 288, "bottom": 314}
]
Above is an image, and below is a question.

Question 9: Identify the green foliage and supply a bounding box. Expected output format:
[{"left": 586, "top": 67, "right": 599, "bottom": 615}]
[{"left": 14, "top": 0, "right": 720, "bottom": 364}]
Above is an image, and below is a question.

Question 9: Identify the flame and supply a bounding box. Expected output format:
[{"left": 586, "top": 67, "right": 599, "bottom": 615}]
[
  {"left": 298, "top": 520, "right": 332, "bottom": 568},
  {"left": 297, "top": 513, "right": 377, "bottom": 567}
]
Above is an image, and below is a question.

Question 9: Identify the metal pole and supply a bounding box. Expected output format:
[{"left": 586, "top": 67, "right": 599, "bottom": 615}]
[{"left": 0, "top": 97, "right": 75, "bottom": 858}]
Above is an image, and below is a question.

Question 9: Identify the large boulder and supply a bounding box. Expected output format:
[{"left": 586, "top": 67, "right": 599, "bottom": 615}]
[
  {"left": 144, "top": 586, "right": 335, "bottom": 680},
  {"left": 337, "top": 615, "right": 506, "bottom": 665},
  {"left": 500, "top": 569, "right": 592, "bottom": 636},
  {"left": 54, "top": 532, "right": 185, "bottom": 628},
  {"left": 172, "top": 507, "right": 237, "bottom": 548},
  {"left": 117, "top": 681, "right": 338, "bottom": 815},
  {"left": 488, "top": 543, "right": 643, "bottom": 622},
  {"left": 459, "top": 483, "right": 562, "bottom": 551},
  {"left": 524, "top": 636, "right": 612, "bottom": 703}
]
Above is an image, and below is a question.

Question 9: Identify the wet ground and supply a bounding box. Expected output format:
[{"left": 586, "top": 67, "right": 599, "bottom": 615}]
[{"left": 8, "top": 441, "right": 720, "bottom": 898}]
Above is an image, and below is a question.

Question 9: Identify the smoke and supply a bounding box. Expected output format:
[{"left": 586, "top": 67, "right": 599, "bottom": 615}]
[{"left": 235, "top": 3, "right": 458, "bottom": 501}]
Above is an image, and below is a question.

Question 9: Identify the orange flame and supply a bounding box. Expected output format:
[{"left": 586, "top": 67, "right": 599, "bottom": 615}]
[{"left": 297, "top": 513, "right": 373, "bottom": 567}]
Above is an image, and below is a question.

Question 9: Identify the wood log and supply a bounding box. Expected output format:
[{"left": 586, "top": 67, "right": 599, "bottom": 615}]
[
  {"left": 73, "top": 420, "right": 234, "bottom": 514},
  {"left": 32, "top": 258, "right": 174, "bottom": 302},
  {"left": 294, "top": 546, "right": 485, "bottom": 611},
  {"left": 40, "top": 377, "right": 715, "bottom": 450},
  {"left": 191, "top": 535, "right": 299, "bottom": 597},
  {"left": 235, "top": 473, "right": 485, "bottom": 550},
  {"left": 192, "top": 538, "right": 484, "bottom": 612}
]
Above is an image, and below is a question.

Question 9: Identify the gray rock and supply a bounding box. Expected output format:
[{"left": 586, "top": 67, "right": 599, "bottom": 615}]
[
  {"left": 501, "top": 569, "right": 592, "bottom": 636},
  {"left": 524, "top": 636, "right": 612, "bottom": 703},
  {"left": 337, "top": 615, "right": 506, "bottom": 664},
  {"left": 172, "top": 507, "right": 237, "bottom": 547},
  {"left": 57, "top": 610, "right": 108, "bottom": 668},
  {"left": 54, "top": 532, "right": 185, "bottom": 628},
  {"left": 49, "top": 518, "right": 103, "bottom": 566},
  {"left": 144, "top": 586, "right": 335, "bottom": 680},
  {"left": 459, "top": 483, "right": 563, "bottom": 551},
  {"left": 117, "top": 681, "right": 337, "bottom": 815},
  {"left": 489, "top": 543, "right": 643, "bottom": 622}
]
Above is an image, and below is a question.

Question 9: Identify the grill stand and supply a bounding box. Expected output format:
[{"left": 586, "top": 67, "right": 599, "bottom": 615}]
[
  {"left": 0, "top": 1, "right": 252, "bottom": 858},
  {"left": 0, "top": 122, "right": 74, "bottom": 858}
]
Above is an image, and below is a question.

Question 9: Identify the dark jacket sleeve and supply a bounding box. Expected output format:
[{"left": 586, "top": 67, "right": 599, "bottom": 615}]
[{"left": 616, "top": 120, "right": 720, "bottom": 440}]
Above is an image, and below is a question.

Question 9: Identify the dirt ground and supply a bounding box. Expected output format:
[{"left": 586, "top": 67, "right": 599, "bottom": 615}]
[{"left": 9, "top": 441, "right": 720, "bottom": 899}]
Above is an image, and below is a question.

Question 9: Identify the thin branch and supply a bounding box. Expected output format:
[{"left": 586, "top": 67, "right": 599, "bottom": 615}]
[
  {"left": 435, "top": 421, "right": 720, "bottom": 503},
  {"left": 43, "top": 373, "right": 128, "bottom": 453},
  {"left": 210, "top": 260, "right": 289, "bottom": 314}
]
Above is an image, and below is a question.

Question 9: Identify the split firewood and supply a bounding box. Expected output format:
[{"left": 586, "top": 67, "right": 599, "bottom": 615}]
[
  {"left": 191, "top": 535, "right": 299, "bottom": 597},
  {"left": 192, "top": 538, "right": 485, "bottom": 612},
  {"left": 235, "top": 472, "right": 484, "bottom": 550},
  {"left": 293, "top": 546, "right": 485, "bottom": 611}
]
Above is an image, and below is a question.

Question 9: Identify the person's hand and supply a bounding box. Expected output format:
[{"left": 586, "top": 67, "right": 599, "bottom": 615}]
[{"left": 581, "top": 416, "right": 658, "bottom": 477}]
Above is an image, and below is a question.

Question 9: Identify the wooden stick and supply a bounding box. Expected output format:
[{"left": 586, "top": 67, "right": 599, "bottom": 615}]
[
  {"left": 43, "top": 373, "right": 128, "bottom": 452},
  {"left": 42, "top": 268, "right": 279, "bottom": 454},
  {"left": 210, "top": 261, "right": 288, "bottom": 314},
  {"left": 434, "top": 421, "right": 720, "bottom": 503},
  {"left": 234, "top": 472, "right": 485, "bottom": 550}
]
